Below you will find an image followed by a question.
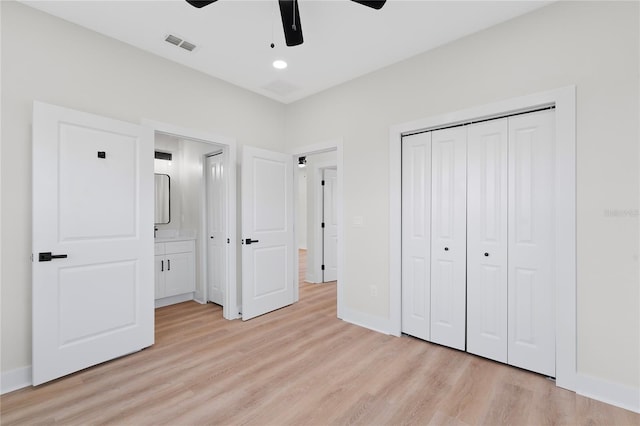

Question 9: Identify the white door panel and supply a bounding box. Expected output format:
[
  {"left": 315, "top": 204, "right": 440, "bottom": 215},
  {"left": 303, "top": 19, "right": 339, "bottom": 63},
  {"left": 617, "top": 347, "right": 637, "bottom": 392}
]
[
  {"left": 32, "top": 102, "right": 154, "bottom": 385},
  {"left": 206, "top": 153, "right": 226, "bottom": 305},
  {"left": 59, "top": 124, "right": 138, "bottom": 240},
  {"left": 401, "top": 132, "right": 431, "bottom": 341},
  {"left": 322, "top": 168, "right": 338, "bottom": 282},
  {"left": 508, "top": 110, "right": 556, "bottom": 376},
  {"left": 430, "top": 126, "right": 467, "bottom": 351},
  {"left": 467, "top": 119, "right": 508, "bottom": 363},
  {"left": 242, "top": 146, "right": 295, "bottom": 320}
]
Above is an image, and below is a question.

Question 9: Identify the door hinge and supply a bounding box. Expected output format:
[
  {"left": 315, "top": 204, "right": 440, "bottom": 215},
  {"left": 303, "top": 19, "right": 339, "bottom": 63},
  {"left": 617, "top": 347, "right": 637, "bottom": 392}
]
[
  {"left": 321, "top": 222, "right": 325, "bottom": 228},
  {"left": 321, "top": 265, "right": 325, "bottom": 270},
  {"left": 321, "top": 180, "right": 325, "bottom": 186}
]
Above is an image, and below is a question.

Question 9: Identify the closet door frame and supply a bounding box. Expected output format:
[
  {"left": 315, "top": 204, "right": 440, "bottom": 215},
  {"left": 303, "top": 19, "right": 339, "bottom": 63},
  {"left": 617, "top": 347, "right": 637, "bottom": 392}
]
[{"left": 389, "top": 86, "right": 576, "bottom": 392}]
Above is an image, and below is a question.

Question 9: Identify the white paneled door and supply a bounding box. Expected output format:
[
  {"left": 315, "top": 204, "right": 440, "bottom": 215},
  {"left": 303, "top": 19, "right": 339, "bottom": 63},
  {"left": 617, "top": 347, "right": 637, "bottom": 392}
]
[
  {"left": 206, "top": 153, "right": 226, "bottom": 306},
  {"left": 508, "top": 110, "right": 556, "bottom": 377},
  {"left": 241, "top": 146, "right": 295, "bottom": 320},
  {"left": 322, "top": 168, "right": 338, "bottom": 282},
  {"left": 430, "top": 127, "right": 467, "bottom": 351},
  {"left": 401, "top": 132, "right": 432, "bottom": 341},
  {"left": 32, "top": 102, "right": 154, "bottom": 385},
  {"left": 466, "top": 119, "right": 509, "bottom": 363}
]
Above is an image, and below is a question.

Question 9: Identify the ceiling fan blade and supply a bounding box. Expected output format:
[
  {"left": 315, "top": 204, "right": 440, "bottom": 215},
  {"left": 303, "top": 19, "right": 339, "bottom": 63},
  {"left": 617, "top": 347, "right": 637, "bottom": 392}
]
[
  {"left": 351, "top": 0, "right": 386, "bottom": 10},
  {"left": 185, "top": 0, "right": 217, "bottom": 8},
  {"left": 278, "top": 0, "right": 304, "bottom": 47}
]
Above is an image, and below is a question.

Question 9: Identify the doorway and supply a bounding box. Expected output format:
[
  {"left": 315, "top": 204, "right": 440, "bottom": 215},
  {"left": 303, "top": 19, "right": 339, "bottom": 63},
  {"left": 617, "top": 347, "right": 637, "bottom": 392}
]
[
  {"left": 292, "top": 142, "right": 343, "bottom": 319},
  {"left": 295, "top": 151, "right": 338, "bottom": 285},
  {"left": 145, "top": 119, "right": 238, "bottom": 320}
]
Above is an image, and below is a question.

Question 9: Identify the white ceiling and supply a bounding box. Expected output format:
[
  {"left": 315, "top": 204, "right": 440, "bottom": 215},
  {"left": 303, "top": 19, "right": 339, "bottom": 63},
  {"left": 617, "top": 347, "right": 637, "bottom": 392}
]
[{"left": 22, "top": 0, "right": 550, "bottom": 104}]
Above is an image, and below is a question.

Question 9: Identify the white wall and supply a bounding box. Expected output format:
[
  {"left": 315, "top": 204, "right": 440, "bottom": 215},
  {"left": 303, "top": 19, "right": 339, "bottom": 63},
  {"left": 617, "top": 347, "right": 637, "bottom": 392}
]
[
  {"left": 284, "top": 1, "right": 639, "bottom": 390},
  {"left": 0, "top": 1, "right": 285, "bottom": 374}
]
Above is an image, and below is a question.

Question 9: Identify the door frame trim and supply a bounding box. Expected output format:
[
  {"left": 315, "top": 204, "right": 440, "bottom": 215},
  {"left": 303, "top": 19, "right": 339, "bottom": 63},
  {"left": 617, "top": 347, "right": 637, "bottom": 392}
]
[
  {"left": 141, "top": 119, "right": 239, "bottom": 320},
  {"left": 388, "top": 86, "right": 576, "bottom": 391},
  {"left": 290, "top": 139, "right": 344, "bottom": 318}
]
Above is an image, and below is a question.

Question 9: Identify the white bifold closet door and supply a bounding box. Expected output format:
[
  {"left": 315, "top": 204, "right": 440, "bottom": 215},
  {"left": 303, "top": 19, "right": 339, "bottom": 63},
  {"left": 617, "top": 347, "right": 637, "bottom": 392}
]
[
  {"left": 507, "top": 110, "right": 556, "bottom": 377},
  {"left": 400, "top": 109, "right": 555, "bottom": 377},
  {"left": 466, "top": 118, "right": 509, "bottom": 363},
  {"left": 401, "top": 132, "right": 432, "bottom": 341},
  {"left": 430, "top": 127, "right": 467, "bottom": 351}
]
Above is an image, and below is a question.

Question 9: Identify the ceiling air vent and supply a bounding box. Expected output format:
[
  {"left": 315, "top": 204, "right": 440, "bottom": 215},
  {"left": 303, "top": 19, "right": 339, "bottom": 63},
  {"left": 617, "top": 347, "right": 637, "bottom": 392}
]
[
  {"left": 164, "top": 34, "right": 197, "bottom": 52},
  {"left": 180, "top": 41, "right": 197, "bottom": 52},
  {"left": 165, "top": 34, "right": 182, "bottom": 46}
]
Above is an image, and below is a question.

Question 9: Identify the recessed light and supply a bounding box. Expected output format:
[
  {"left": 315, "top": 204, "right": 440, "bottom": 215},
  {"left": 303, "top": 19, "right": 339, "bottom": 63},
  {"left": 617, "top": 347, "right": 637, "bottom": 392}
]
[{"left": 273, "top": 60, "right": 288, "bottom": 70}]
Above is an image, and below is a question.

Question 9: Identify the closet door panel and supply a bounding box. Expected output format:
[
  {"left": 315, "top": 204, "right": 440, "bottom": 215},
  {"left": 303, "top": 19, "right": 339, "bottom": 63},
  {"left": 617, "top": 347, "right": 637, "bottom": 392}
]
[
  {"left": 401, "top": 132, "right": 431, "bottom": 340},
  {"left": 467, "top": 119, "right": 508, "bottom": 363},
  {"left": 508, "top": 110, "right": 555, "bottom": 377},
  {"left": 430, "top": 127, "right": 466, "bottom": 351}
]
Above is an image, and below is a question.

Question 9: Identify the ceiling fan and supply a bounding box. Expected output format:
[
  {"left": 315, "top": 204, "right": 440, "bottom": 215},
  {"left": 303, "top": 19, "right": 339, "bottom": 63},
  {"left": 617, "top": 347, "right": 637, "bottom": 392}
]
[{"left": 186, "top": 0, "right": 386, "bottom": 47}]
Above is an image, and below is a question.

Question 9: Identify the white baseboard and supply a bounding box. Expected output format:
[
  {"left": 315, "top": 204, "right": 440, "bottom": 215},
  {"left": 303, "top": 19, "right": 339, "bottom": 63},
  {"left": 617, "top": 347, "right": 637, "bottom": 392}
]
[
  {"left": 577, "top": 373, "right": 640, "bottom": 413},
  {"left": 1, "top": 366, "right": 32, "bottom": 395},
  {"left": 154, "top": 292, "right": 194, "bottom": 308},
  {"left": 341, "top": 307, "right": 392, "bottom": 335}
]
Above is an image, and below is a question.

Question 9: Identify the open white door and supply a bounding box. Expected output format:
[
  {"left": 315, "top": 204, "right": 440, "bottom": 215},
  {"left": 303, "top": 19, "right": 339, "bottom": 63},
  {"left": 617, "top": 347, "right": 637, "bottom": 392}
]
[
  {"left": 32, "top": 102, "right": 154, "bottom": 385},
  {"left": 241, "top": 146, "right": 295, "bottom": 320},
  {"left": 206, "top": 152, "right": 226, "bottom": 306},
  {"left": 322, "top": 168, "right": 338, "bottom": 282}
]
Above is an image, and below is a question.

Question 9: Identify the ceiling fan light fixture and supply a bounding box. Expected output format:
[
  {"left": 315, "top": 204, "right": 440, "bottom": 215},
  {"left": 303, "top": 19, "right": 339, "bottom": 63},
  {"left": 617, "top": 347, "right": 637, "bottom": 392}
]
[
  {"left": 186, "top": 0, "right": 385, "bottom": 47},
  {"left": 273, "top": 59, "right": 288, "bottom": 70}
]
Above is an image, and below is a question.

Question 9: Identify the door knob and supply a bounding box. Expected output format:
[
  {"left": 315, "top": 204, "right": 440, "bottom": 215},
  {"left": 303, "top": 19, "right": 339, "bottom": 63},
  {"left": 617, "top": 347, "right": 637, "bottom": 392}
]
[
  {"left": 484, "top": 252, "right": 489, "bottom": 257},
  {"left": 210, "top": 236, "right": 214, "bottom": 239},
  {"left": 38, "top": 252, "right": 68, "bottom": 262},
  {"left": 245, "top": 238, "right": 260, "bottom": 245},
  {"left": 444, "top": 247, "right": 449, "bottom": 251}
]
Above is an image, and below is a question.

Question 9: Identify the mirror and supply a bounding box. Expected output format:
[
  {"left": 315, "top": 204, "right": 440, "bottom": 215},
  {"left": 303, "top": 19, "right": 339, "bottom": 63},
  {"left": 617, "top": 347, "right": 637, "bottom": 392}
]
[{"left": 154, "top": 174, "right": 170, "bottom": 224}]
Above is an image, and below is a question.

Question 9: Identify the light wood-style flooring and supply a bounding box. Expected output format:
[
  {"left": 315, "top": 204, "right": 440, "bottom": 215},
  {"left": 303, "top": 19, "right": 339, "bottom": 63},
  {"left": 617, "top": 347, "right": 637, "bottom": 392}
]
[{"left": 2, "top": 253, "right": 638, "bottom": 425}]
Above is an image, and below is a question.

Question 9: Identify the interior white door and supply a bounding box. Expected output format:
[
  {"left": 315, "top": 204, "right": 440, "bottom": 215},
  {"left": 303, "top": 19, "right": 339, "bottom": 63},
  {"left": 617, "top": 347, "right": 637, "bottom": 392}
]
[
  {"left": 401, "top": 132, "right": 432, "bottom": 341},
  {"left": 206, "top": 153, "right": 226, "bottom": 306},
  {"left": 241, "top": 146, "right": 295, "bottom": 320},
  {"left": 32, "top": 101, "right": 154, "bottom": 385},
  {"left": 430, "top": 126, "right": 467, "bottom": 351},
  {"left": 508, "top": 110, "right": 556, "bottom": 377},
  {"left": 466, "top": 119, "right": 509, "bottom": 362},
  {"left": 322, "top": 168, "right": 338, "bottom": 282}
]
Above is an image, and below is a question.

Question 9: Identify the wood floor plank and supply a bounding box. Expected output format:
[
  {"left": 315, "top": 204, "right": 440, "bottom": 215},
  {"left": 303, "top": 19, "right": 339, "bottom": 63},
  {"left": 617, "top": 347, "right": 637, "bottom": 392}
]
[{"left": 2, "top": 267, "right": 639, "bottom": 425}]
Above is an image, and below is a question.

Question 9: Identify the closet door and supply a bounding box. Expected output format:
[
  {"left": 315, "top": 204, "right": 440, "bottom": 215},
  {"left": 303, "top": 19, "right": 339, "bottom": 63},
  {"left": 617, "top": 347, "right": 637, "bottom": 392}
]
[
  {"left": 466, "top": 119, "right": 508, "bottom": 362},
  {"left": 430, "top": 127, "right": 467, "bottom": 350},
  {"left": 508, "top": 110, "right": 556, "bottom": 377},
  {"left": 401, "top": 132, "right": 432, "bottom": 340}
]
